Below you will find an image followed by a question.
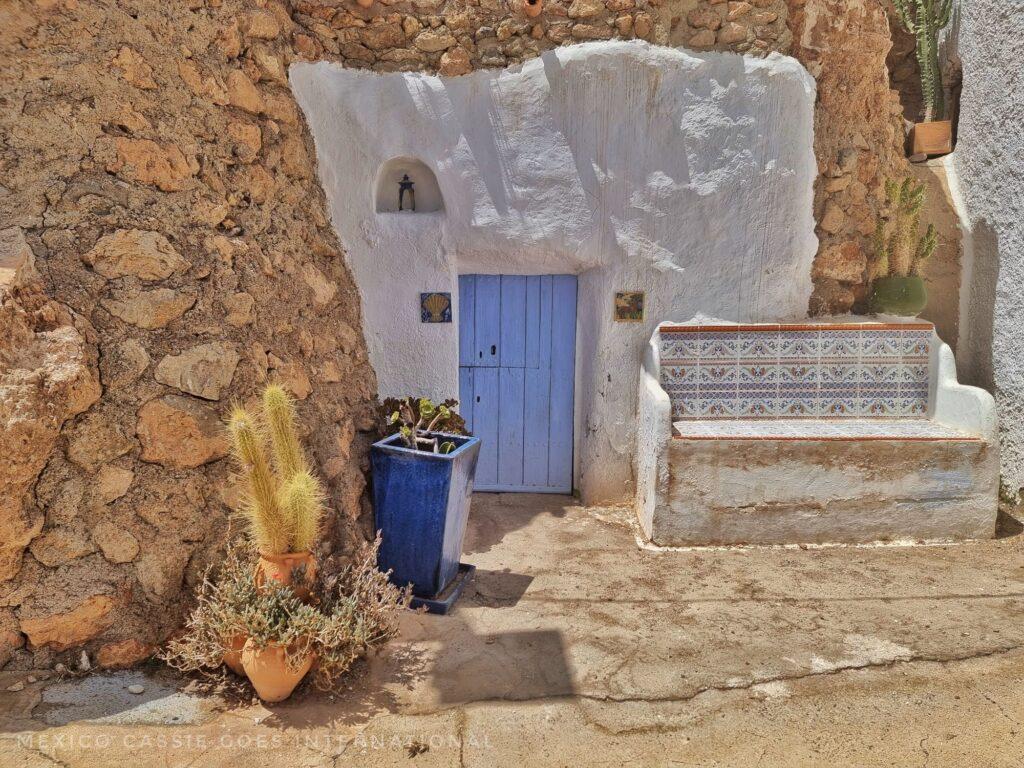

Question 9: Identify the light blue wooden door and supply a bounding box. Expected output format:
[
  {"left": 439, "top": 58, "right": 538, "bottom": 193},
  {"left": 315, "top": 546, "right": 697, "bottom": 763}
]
[{"left": 458, "top": 275, "right": 576, "bottom": 493}]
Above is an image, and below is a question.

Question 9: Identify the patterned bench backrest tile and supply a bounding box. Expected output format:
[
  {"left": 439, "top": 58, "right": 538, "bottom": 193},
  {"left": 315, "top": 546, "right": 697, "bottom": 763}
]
[{"left": 658, "top": 323, "right": 933, "bottom": 420}]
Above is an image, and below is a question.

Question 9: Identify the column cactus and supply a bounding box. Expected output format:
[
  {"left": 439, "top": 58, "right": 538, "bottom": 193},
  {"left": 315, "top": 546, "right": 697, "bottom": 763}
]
[
  {"left": 228, "top": 385, "right": 325, "bottom": 600},
  {"left": 228, "top": 384, "right": 325, "bottom": 555},
  {"left": 871, "top": 177, "right": 937, "bottom": 279},
  {"left": 893, "top": 0, "right": 953, "bottom": 121}
]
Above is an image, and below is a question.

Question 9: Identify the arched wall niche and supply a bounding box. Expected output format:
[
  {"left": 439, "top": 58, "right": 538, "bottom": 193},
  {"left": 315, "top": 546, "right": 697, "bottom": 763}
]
[{"left": 374, "top": 157, "right": 443, "bottom": 213}]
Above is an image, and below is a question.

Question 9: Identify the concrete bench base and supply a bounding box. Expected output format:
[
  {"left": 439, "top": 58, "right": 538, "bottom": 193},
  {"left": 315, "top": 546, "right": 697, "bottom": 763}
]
[{"left": 652, "top": 436, "right": 998, "bottom": 546}]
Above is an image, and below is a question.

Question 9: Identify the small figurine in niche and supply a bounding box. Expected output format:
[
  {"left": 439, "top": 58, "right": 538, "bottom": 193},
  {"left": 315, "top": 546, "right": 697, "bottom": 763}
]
[{"left": 398, "top": 174, "right": 416, "bottom": 211}]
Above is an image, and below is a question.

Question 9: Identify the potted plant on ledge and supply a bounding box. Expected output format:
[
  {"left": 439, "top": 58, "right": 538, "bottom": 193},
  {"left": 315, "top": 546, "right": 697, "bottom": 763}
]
[
  {"left": 894, "top": 0, "right": 954, "bottom": 157},
  {"left": 869, "top": 177, "right": 937, "bottom": 316},
  {"left": 371, "top": 397, "right": 480, "bottom": 614}
]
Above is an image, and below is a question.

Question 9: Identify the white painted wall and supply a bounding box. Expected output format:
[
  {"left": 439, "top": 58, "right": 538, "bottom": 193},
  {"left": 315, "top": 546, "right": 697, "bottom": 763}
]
[
  {"left": 946, "top": 0, "right": 1024, "bottom": 495},
  {"left": 291, "top": 41, "right": 818, "bottom": 504}
]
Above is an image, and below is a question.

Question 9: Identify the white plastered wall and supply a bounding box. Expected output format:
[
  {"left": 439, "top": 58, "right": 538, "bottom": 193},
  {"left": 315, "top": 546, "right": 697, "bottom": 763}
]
[{"left": 291, "top": 41, "right": 818, "bottom": 504}]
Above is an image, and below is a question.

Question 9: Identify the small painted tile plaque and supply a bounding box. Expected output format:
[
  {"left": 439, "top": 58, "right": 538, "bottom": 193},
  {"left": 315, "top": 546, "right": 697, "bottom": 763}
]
[
  {"left": 420, "top": 292, "right": 452, "bottom": 323},
  {"left": 614, "top": 291, "right": 645, "bottom": 322}
]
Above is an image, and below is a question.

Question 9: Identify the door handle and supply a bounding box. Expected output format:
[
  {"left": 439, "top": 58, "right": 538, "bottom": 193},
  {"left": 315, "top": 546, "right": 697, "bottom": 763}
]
[
  {"left": 476, "top": 395, "right": 480, "bottom": 403},
  {"left": 491, "top": 345, "right": 496, "bottom": 356}
]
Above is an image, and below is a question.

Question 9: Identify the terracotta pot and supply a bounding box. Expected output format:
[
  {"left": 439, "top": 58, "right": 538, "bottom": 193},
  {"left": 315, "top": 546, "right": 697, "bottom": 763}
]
[
  {"left": 255, "top": 551, "right": 317, "bottom": 602},
  {"left": 869, "top": 276, "right": 928, "bottom": 316},
  {"left": 910, "top": 120, "right": 952, "bottom": 157},
  {"left": 356, "top": 0, "right": 373, "bottom": 7},
  {"left": 522, "top": 0, "right": 542, "bottom": 17},
  {"left": 241, "top": 640, "right": 315, "bottom": 703},
  {"left": 222, "top": 633, "right": 247, "bottom": 676}
]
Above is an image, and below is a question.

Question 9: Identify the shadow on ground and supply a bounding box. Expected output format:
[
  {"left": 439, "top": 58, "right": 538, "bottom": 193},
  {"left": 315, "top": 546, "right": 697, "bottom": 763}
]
[{"left": 462, "top": 493, "right": 573, "bottom": 556}]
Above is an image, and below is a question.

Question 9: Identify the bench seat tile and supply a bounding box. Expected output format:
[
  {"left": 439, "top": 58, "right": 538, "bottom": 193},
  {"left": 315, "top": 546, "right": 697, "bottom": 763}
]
[{"left": 673, "top": 418, "right": 975, "bottom": 441}]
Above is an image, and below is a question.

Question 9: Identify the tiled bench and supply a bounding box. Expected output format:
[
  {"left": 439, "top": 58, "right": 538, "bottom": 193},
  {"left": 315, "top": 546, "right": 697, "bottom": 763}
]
[{"left": 636, "top": 318, "right": 999, "bottom": 545}]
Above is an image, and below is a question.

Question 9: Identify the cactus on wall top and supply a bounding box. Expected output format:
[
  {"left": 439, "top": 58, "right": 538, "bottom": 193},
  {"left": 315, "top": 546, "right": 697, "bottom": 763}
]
[
  {"left": 870, "top": 177, "right": 938, "bottom": 280},
  {"left": 893, "top": 0, "right": 953, "bottom": 121},
  {"left": 228, "top": 384, "right": 325, "bottom": 555}
]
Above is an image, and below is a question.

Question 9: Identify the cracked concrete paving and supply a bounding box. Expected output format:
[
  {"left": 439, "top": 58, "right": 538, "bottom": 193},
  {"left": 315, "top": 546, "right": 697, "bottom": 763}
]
[{"left": 3, "top": 493, "right": 1024, "bottom": 767}]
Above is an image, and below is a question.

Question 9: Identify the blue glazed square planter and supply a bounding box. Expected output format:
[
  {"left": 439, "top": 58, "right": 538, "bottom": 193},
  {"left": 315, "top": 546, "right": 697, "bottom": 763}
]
[{"left": 371, "top": 432, "right": 481, "bottom": 600}]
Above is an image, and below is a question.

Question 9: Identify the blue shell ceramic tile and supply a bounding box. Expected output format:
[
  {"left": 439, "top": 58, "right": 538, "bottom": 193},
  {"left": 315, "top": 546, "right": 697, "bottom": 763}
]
[{"left": 420, "top": 292, "right": 452, "bottom": 323}]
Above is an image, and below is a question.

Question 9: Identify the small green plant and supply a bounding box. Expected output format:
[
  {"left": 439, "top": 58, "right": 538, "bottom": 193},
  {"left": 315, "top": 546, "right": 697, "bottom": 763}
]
[
  {"left": 228, "top": 385, "right": 325, "bottom": 555},
  {"left": 870, "top": 177, "right": 938, "bottom": 280},
  {"left": 893, "top": 0, "right": 953, "bottom": 121},
  {"left": 380, "top": 396, "right": 466, "bottom": 454},
  {"left": 237, "top": 585, "right": 323, "bottom": 671}
]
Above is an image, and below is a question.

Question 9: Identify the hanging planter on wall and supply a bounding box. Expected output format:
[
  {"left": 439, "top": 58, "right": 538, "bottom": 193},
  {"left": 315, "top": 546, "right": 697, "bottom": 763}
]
[{"left": 521, "top": 0, "right": 543, "bottom": 18}]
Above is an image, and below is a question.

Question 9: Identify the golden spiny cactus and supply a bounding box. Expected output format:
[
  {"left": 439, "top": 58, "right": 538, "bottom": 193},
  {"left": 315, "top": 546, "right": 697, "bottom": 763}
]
[{"left": 228, "top": 385, "right": 324, "bottom": 554}]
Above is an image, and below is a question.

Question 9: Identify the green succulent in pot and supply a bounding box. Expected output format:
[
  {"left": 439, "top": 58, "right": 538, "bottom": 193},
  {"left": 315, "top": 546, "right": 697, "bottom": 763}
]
[{"left": 868, "top": 177, "right": 937, "bottom": 316}]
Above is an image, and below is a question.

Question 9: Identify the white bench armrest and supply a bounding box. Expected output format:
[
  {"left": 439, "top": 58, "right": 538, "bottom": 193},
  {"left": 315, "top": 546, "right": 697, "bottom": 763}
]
[
  {"left": 932, "top": 340, "right": 997, "bottom": 440},
  {"left": 636, "top": 333, "right": 672, "bottom": 539}
]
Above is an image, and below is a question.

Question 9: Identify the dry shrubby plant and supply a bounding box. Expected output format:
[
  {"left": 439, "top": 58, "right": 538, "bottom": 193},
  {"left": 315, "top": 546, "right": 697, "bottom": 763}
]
[
  {"left": 161, "top": 537, "right": 411, "bottom": 688},
  {"left": 161, "top": 541, "right": 256, "bottom": 674},
  {"left": 313, "top": 534, "right": 414, "bottom": 689}
]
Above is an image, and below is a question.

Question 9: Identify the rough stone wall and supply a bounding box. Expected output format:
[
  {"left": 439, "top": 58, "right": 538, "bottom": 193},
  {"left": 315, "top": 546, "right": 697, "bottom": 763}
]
[
  {"left": 0, "top": 1, "right": 377, "bottom": 670},
  {"left": 950, "top": 0, "right": 1024, "bottom": 497},
  {"left": 884, "top": 2, "right": 923, "bottom": 122},
  {"left": 785, "top": 0, "right": 909, "bottom": 314}
]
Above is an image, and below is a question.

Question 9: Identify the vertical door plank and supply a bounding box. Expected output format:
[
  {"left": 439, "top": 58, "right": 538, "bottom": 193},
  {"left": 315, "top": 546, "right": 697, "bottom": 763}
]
[
  {"left": 472, "top": 367, "right": 499, "bottom": 487},
  {"left": 458, "top": 275, "right": 475, "bottom": 368},
  {"left": 547, "top": 275, "right": 577, "bottom": 492},
  {"left": 499, "top": 276, "right": 527, "bottom": 368},
  {"left": 523, "top": 276, "right": 553, "bottom": 486},
  {"left": 498, "top": 367, "right": 526, "bottom": 488},
  {"left": 524, "top": 276, "right": 542, "bottom": 369},
  {"left": 458, "top": 366, "right": 474, "bottom": 434},
  {"left": 473, "top": 275, "right": 501, "bottom": 367}
]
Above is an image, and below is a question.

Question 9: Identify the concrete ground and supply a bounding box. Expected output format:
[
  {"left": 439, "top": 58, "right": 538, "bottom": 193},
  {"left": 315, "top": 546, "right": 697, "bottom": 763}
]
[{"left": 4, "top": 493, "right": 1024, "bottom": 767}]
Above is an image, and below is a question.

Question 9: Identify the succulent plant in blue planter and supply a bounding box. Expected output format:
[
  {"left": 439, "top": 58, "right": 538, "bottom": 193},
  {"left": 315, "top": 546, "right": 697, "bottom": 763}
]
[{"left": 371, "top": 397, "right": 481, "bottom": 614}]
